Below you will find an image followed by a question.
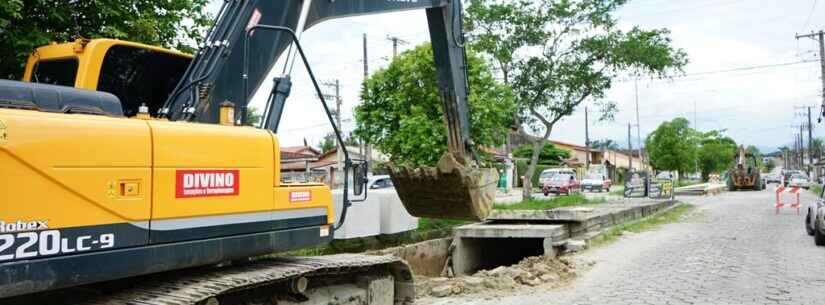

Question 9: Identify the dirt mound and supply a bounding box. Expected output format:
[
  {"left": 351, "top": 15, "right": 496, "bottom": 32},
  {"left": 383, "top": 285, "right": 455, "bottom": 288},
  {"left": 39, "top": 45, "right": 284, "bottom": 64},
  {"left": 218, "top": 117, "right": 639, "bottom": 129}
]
[{"left": 415, "top": 255, "right": 577, "bottom": 298}]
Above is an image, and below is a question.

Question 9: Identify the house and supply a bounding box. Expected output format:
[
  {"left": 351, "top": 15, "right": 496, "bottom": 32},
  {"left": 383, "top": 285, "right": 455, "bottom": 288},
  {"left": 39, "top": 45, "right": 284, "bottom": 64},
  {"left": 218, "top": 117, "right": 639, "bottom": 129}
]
[
  {"left": 279, "top": 145, "right": 328, "bottom": 183},
  {"left": 548, "top": 140, "right": 645, "bottom": 173}
]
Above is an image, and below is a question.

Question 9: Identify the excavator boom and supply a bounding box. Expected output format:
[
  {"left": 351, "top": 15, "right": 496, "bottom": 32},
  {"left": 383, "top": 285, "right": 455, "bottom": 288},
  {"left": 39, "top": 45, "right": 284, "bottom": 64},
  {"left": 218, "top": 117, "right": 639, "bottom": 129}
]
[{"left": 163, "top": 0, "right": 496, "bottom": 221}]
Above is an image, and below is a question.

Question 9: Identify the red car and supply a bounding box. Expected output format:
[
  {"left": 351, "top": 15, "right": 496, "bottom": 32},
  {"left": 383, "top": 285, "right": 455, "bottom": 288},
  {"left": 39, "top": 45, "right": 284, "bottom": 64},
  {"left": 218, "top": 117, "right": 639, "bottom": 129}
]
[{"left": 542, "top": 174, "right": 581, "bottom": 196}]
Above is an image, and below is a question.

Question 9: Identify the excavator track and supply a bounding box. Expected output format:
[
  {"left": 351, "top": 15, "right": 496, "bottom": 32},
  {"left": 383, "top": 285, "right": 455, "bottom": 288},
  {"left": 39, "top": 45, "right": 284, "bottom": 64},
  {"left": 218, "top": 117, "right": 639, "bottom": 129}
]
[{"left": 4, "top": 254, "right": 414, "bottom": 305}]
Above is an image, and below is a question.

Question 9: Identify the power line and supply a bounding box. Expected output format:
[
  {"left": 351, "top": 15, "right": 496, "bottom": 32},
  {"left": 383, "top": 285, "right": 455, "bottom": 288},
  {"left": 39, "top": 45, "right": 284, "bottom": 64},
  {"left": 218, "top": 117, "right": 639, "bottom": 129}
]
[{"left": 680, "top": 59, "right": 819, "bottom": 77}]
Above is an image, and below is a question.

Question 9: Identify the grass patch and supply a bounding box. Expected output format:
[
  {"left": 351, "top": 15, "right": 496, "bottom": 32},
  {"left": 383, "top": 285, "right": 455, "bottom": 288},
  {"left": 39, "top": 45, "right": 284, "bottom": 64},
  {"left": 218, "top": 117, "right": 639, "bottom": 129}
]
[
  {"left": 493, "top": 193, "right": 604, "bottom": 210},
  {"left": 609, "top": 185, "right": 625, "bottom": 196},
  {"left": 810, "top": 184, "right": 822, "bottom": 196},
  {"left": 590, "top": 203, "right": 694, "bottom": 247},
  {"left": 273, "top": 218, "right": 466, "bottom": 257}
]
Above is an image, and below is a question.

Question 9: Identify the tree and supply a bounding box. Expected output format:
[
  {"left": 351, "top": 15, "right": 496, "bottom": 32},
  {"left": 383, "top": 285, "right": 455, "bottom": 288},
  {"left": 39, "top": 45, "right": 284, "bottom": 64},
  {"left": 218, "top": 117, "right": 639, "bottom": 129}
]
[
  {"left": 696, "top": 130, "right": 737, "bottom": 181},
  {"left": 810, "top": 138, "right": 824, "bottom": 161},
  {"left": 466, "top": 0, "right": 688, "bottom": 199},
  {"left": 318, "top": 133, "right": 336, "bottom": 153},
  {"left": 765, "top": 158, "right": 777, "bottom": 173},
  {"left": 589, "top": 139, "right": 620, "bottom": 150},
  {"left": 512, "top": 143, "right": 570, "bottom": 165},
  {"left": 646, "top": 118, "right": 698, "bottom": 178},
  {"left": 244, "top": 107, "right": 262, "bottom": 127},
  {"left": 0, "top": 1, "right": 211, "bottom": 79},
  {"left": 746, "top": 145, "right": 764, "bottom": 171},
  {"left": 353, "top": 43, "right": 515, "bottom": 167}
]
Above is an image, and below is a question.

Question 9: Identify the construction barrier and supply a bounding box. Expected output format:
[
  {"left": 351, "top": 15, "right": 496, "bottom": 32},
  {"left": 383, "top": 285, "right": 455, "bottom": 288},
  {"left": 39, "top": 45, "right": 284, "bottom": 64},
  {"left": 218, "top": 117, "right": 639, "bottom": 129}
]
[{"left": 774, "top": 186, "right": 800, "bottom": 215}]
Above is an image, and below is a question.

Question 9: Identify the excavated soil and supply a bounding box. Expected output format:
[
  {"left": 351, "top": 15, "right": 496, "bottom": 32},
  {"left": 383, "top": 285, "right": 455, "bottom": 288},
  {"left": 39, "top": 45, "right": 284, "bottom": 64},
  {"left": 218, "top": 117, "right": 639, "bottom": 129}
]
[{"left": 414, "top": 255, "right": 585, "bottom": 298}]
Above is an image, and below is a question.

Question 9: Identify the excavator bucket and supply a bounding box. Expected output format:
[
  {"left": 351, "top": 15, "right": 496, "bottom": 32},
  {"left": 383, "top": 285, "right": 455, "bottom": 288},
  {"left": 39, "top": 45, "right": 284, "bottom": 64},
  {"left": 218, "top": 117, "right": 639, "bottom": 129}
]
[{"left": 389, "top": 153, "right": 499, "bottom": 221}]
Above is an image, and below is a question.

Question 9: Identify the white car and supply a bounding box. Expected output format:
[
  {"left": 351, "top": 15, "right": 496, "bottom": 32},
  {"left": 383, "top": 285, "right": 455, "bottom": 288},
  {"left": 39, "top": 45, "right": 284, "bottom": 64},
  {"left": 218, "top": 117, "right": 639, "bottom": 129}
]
[
  {"left": 788, "top": 174, "right": 812, "bottom": 189},
  {"left": 538, "top": 168, "right": 576, "bottom": 186},
  {"left": 367, "top": 175, "right": 394, "bottom": 189},
  {"left": 581, "top": 173, "right": 611, "bottom": 192}
]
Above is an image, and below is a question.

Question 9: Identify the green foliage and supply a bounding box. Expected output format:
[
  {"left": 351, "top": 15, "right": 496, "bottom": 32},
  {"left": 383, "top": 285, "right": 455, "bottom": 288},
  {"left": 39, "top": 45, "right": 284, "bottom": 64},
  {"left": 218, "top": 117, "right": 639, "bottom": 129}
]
[
  {"left": 466, "top": 0, "right": 687, "bottom": 198},
  {"left": 512, "top": 143, "right": 570, "bottom": 165},
  {"left": 244, "top": 107, "right": 262, "bottom": 127},
  {"left": 810, "top": 184, "right": 823, "bottom": 197},
  {"left": 493, "top": 194, "right": 602, "bottom": 210},
  {"left": 811, "top": 138, "right": 824, "bottom": 160},
  {"left": 646, "top": 118, "right": 698, "bottom": 176},
  {"left": 354, "top": 43, "right": 515, "bottom": 167},
  {"left": 318, "top": 133, "right": 336, "bottom": 153},
  {"left": 696, "top": 130, "right": 737, "bottom": 181},
  {"left": 591, "top": 203, "right": 694, "bottom": 247},
  {"left": 765, "top": 158, "right": 777, "bottom": 173},
  {"left": 590, "top": 139, "right": 621, "bottom": 150},
  {"left": 0, "top": 1, "right": 211, "bottom": 79},
  {"left": 746, "top": 145, "right": 764, "bottom": 170}
]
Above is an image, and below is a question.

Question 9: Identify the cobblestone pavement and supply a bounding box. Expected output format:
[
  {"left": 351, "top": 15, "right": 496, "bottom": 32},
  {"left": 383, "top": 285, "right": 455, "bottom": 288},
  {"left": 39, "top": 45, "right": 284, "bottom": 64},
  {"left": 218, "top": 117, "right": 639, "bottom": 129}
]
[{"left": 423, "top": 188, "right": 825, "bottom": 305}]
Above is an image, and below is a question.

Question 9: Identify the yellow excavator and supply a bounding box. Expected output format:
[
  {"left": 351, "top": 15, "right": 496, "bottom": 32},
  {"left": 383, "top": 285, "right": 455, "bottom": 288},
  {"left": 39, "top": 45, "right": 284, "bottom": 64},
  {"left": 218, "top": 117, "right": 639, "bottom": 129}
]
[
  {"left": 727, "top": 145, "right": 763, "bottom": 191},
  {"left": 0, "top": 0, "right": 497, "bottom": 304}
]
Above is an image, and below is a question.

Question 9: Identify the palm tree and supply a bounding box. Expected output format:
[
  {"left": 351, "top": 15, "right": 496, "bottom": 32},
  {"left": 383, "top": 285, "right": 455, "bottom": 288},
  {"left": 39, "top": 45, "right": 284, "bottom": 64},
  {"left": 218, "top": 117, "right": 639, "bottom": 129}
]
[{"left": 589, "top": 139, "right": 620, "bottom": 150}]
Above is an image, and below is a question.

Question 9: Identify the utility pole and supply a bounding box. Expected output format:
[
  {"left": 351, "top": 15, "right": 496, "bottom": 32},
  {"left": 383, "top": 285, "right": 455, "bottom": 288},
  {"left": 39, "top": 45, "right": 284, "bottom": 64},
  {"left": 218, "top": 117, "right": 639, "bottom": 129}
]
[
  {"left": 800, "top": 125, "right": 805, "bottom": 169},
  {"left": 322, "top": 80, "right": 343, "bottom": 173},
  {"left": 628, "top": 123, "right": 633, "bottom": 171},
  {"left": 387, "top": 35, "right": 409, "bottom": 58},
  {"left": 796, "top": 31, "right": 825, "bottom": 120},
  {"left": 362, "top": 33, "right": 373, "bottom": 173},
  {"left": 634, "top": 78, "right": 643, "bottom": 170},
  {"left": 585, "top": 107, "right": 590, "bottom": 170},
  {"left": 808, "top": 106, "right": 814, "bottom": 169}
]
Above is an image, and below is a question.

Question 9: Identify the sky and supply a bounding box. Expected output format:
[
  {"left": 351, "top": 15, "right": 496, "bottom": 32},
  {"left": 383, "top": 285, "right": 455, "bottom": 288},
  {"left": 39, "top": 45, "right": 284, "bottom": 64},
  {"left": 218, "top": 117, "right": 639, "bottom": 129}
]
[{"left": 209, "top": 0, "right": 825, "bottom": 153}]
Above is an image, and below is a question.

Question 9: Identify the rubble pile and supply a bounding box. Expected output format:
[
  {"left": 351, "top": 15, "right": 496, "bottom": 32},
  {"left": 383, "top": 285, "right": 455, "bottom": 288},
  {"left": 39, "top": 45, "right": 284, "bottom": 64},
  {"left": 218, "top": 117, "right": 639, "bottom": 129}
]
[{"left": 416, "top": 255, "right": 577, "bottom": 298}]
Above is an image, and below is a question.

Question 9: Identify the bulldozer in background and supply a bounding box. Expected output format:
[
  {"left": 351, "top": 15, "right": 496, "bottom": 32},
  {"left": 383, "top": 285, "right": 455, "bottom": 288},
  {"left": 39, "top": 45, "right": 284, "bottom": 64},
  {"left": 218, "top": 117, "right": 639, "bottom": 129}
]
[{"left": 727, "top": 145, "right": 764, "bottom": 191}]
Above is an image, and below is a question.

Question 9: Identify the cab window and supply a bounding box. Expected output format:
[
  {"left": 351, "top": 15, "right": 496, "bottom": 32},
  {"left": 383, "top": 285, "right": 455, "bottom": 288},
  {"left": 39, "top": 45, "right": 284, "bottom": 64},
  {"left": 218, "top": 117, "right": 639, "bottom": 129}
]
[
  {"left": 97, "top": 45, "right": 191, "bottom": 117},
  {"left": 31, "top": 58, "right": 78, "bottom": 87}
]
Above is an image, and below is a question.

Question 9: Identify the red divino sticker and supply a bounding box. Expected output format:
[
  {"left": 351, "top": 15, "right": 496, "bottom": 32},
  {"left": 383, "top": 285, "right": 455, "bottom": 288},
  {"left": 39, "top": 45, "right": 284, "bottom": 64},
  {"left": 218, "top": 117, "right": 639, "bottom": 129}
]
[{"left": 176, "top": 170, "right": 239, "bottom": 198}]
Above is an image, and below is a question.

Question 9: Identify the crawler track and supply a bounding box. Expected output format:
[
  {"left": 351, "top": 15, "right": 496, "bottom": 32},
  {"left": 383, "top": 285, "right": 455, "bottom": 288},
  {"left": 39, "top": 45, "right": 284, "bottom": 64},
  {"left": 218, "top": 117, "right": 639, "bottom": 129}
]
[{"left": 4, "top": 254, "right": 414, "bottom": 305}]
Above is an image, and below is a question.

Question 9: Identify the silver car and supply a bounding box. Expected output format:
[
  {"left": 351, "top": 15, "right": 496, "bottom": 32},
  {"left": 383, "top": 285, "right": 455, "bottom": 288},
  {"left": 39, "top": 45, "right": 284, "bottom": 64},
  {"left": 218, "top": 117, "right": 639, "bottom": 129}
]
[
  {"left": 806, "top": 186, "right": 825, "bottom": 245},
  {"left": 788, "top": 174, "right": 811, "bottom": 189}
]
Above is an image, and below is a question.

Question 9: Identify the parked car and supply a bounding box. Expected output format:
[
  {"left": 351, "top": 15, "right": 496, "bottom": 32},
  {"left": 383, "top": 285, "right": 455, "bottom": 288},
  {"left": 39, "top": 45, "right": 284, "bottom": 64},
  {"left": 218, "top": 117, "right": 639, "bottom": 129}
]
[
  {"left": 542, "top": 174, "right": 580, "bottom": 196},
  {"left": 763, "top": 173, "right": 781, "bottom": 184},
  {"left": 538, "top": 168, "right": 576, "bottom": 186},
  {"left": 805, "top": 184, "right": 825, "bottom": 245},
  {"left": 581, "top": 173, "right": 611, "bottom": 192},
  {"left": 783, "top": 170, "right": 805, "bottom": 186},
  {"left": 788, "top": 174, "right": 812, "bottom": 189},
  {"left": 368, "top": 175, "right": 394, "bottom": 189}
]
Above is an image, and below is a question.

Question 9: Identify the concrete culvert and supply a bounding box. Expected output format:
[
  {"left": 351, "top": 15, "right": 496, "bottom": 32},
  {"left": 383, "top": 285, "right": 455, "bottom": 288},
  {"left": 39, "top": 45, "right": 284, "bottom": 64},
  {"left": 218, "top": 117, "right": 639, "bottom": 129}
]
[{"left": 456, "top": 238, "right": 547, "bottom": 274}]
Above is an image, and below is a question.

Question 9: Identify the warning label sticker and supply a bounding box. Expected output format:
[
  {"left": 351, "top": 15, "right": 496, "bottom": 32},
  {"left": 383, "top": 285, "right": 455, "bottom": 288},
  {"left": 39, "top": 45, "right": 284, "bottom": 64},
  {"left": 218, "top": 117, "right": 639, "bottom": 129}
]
[
  {"left": 289, "top": 191, "right": 312, "bottom": 203},
  {"left": 176, "top": 170, "right": 239, "bottom": 198}
]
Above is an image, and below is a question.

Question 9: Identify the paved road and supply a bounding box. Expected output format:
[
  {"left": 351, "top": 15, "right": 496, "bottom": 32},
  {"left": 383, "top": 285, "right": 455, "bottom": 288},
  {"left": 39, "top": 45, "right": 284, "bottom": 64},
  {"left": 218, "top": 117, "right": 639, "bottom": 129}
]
[{"left": 425, "top": 187, "right": 825, "bottom": 305}]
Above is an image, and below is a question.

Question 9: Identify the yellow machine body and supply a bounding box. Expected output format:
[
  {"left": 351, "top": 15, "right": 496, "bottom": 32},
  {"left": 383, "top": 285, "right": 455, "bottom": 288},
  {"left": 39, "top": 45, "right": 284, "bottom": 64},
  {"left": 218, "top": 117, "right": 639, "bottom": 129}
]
[{"left": 0, "top": 40, "right": 337, "bottom": 297}]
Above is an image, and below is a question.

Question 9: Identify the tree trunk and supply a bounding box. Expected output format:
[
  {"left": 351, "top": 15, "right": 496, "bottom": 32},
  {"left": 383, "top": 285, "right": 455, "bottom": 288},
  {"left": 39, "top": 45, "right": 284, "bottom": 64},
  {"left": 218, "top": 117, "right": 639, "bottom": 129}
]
[{"left": 522, "top": 139, "right": 545, "bottom": 201}]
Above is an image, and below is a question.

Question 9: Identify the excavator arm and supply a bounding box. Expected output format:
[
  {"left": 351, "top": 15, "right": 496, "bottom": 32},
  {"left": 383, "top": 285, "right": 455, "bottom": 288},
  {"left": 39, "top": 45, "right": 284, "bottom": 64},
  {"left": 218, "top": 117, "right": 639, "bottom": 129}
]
[{"left": 163, "top": 0, "right": 495, "bottom": 221}]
